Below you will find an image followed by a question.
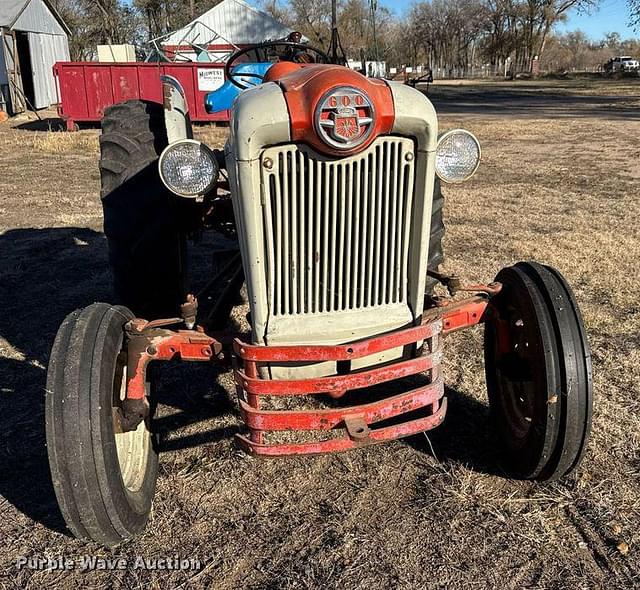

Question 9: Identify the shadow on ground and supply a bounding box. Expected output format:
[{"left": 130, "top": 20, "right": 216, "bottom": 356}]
[
  {"left": 0, "top": 227, "right": 237, "bottom": 536},
  {"left": 0, "top": 226, "right": 504, "bottom": 536},
  {"left": 12, "top": 118, "right": 101, "bottom": 132},
  {"left": 13, "top": 117, "right": 68, "bottom": 132},
  {"left": 0, "top": 228, "right": 110, "bottom": 534},
  {"left": 406, "top": 386, "right": 505, "bottom": 477}
]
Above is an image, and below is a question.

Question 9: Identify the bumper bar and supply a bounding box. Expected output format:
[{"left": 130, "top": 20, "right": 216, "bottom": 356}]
[
  {"left": 122, "top": 295, "right": 494, "bottom": 455},
  {"left": 233, "top": 318, "right": 445, "bottom": 456},
  {"left": 236, "top": 399, "right": 447, "bottom": 456}
]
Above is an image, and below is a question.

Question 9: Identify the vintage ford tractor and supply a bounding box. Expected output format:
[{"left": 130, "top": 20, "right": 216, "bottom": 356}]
[{"left": 45, "top": 42, "right": 593, "bottom": 545}]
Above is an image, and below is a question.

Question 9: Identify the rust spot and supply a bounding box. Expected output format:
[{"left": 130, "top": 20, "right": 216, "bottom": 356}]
[{"left": 162, "top": 83, "right": 173, "bottom": 110}]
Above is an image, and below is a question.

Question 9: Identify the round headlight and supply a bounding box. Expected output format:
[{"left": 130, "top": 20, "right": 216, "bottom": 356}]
[
  {"left": 159, "top": 139, "right": 219, "bottom": 198},
  {"left": 435, "top": 129, "right": 481, "bottom": 183}
]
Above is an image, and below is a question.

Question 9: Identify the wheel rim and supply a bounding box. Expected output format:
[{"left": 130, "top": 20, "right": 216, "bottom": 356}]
[
  {"left": 485, "top": 262, "right": 592, "bottom": 480},
  {"left": 113, "top": 355, "right": 150, "bottom": 493},
  {"left": 492, "top": 305, "right": 541, "bottom": 449}
]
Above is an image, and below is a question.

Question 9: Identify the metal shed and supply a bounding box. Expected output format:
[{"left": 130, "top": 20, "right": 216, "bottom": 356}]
[
  {"left": 0, "top": 0, "right": 70, "bottom": 115},
  {"left": 160, "top": 0, "right": 293, "bottom": 62}
]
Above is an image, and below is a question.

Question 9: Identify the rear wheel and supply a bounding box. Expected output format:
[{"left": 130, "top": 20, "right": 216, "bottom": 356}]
[
  {"left": 100, "top": 100, "right": 189, "bottom": 318},
  {"left": 484, "top": 262, "right": 592, "bottom": 481},
  {"left": 46, "top": 303, "right": 158, "bottom": 546}
]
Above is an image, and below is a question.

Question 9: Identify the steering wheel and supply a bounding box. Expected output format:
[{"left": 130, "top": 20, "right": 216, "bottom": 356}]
[{"left": 225, "top": 41, "right": 331, "bottom": 89}]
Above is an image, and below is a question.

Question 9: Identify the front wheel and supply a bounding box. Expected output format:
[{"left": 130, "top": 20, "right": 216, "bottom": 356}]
[
  {"left": 45, "top": 303, "right": 158, "bottom": 546},
  {"left": 484, "top": 262, "right": 592, "bottom": 481}
]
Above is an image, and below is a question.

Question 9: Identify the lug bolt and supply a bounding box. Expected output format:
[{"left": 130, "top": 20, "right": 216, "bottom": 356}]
[{"left": 146, "top": 346, "right": 157, "bottom": 356}]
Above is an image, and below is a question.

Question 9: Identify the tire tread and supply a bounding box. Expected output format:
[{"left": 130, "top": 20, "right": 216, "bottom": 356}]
[
  {"left": 46, "top": 303, "right": 158, "bottom": 546},
  {"left": 99, "top": 100, "right": 185, "bottom": 318}
]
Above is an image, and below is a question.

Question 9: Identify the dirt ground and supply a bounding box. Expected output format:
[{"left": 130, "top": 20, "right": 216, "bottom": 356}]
[{"left": 1, "top": 80, "right": 639, "bottom": 589}]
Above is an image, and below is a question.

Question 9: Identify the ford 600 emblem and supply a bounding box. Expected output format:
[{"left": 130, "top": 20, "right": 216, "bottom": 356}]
[{"left": 315, "top": 87, "right": 375, "bottom": 150}]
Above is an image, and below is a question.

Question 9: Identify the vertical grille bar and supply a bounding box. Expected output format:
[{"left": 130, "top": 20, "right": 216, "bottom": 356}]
[
  {"left": 321, "top": 161, "right": 330, "bottom": 313},
  {"left": 387, "top": 142, "right": 398, "bottom": 303},
  {"left": 282, "top": 150, "right": 290, "bottom": 314},
  {"left": 344, "top": 162, "right": 353, "bottom": 310},
  {"left": 337, "top": 163, "right": 346, "bottom": 310},
  {"left": 263, "top": 138, "right": 415, "bottom": 317},
  {"left": 351, "top": 160, "right": 361, "bottom": 310},
  {"left": 329, "top": 163, "right": 338, "bottom": 311},
  {"left": 309, "top": 156, "right": 317, "bottom": 313},
  {"left": 381, "top": 141, "right": 391, "bottom": 304},
  {"left": 401, "top": 149, "right": 415, "bottom": 304},
  {"left": 358, "top": 156, "right": 368, "bottom": 309},
  {"left": 290, "top": 150, "right": 298, "bottom": 314},
  {"left": 372, "top": 144, "right": 384, "bottom": 306},
  {"left": 298, "top": 151, "right": 304, "bottom": 313},
  {"left": 263, "top": 172, "right": 277, "bottom": 314},
  {"left": 365, "top": 152, "right": 375, "bottom": 308},
  {"left": 393, "top": 146, "right": 406, "bottom": 301}
]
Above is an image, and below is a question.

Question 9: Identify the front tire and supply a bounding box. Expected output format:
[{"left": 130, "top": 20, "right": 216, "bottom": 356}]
[
  {"left": 46, "top": 303, "right": 158, "bottom": 545},
  {"left": 484, "top": 262, "right": 592, "bottom": 481}
]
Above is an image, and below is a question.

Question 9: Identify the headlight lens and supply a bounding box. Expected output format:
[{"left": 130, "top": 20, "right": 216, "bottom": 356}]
[
  {"left": 159, "top": 140, "right": 219, "bottom": 197},
  {"left": 435, "top": 129, "right": 481, "bottom": 183}
]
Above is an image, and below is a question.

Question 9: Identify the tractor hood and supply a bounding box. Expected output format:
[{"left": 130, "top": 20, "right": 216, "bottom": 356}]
[{"left": 264, "top": 63, "right": 396, "bottom": 157}]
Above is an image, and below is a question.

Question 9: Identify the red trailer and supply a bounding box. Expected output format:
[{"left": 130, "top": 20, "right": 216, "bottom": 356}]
[{"left": 53, "top": 61, "right": 230, "bottom": 130}]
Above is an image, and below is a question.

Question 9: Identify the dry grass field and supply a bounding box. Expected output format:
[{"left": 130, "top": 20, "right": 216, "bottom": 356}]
[{"left": 0, "top": 80, "right": 639, "bottom": 589}]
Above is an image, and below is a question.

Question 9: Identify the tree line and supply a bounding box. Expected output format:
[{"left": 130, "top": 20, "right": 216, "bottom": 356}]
[{"left": 51, "top": 0, "right": 640, "bottom": 74}]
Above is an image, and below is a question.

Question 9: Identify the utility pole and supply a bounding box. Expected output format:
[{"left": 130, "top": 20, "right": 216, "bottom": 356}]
[
  {"left": 369, "top": 0, "right": 380, "bottom": 76},
  {"left": 328, "top": 0, "right": 347, "bottom": 65},
  {"left": 370, "top": 0, "right": 380, "bottom": 62}
]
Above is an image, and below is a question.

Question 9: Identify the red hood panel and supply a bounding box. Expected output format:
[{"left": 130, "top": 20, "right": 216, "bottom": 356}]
[{"left": 265, "top": 64, "right": 395, "bottom": 156}]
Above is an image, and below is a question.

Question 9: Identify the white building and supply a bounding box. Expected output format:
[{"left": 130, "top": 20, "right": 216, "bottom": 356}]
[
  {"left": 160, "top": 0, "right": 293, "bottom": 63},
  {"left": 0, "top": 0, "right": 70, "bottom": 114},
  {"left": 347, "top": 59, "right": 387, "bottom": 78}
]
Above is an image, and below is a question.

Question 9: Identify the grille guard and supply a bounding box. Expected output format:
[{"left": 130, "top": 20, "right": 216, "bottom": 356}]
[
  {"left": 233, "top": 318, "right": 445, "bottom": 456},
  {"left": 123, "top": 293, "right": 494, "bottom": 455}
]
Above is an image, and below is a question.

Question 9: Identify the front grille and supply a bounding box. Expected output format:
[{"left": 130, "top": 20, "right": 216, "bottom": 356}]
[{"left": 261, "top": 137, "right": 416, "bottom": 316}]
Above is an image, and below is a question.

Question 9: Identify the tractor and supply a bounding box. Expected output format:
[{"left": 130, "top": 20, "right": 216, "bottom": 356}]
[{"left": 45, "top": 41, "right": 592, "bottom": 546}]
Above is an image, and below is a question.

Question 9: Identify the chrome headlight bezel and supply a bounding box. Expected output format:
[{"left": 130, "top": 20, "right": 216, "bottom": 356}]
[
  {"left": 158, "top": 139, "right": 219, "bottom": 198},
  {"left": 435, "top": 129, "right": 481, "bottom": 184}
]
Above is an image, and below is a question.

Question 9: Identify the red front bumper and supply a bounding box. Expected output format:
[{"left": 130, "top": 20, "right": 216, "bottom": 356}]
[
  {"left": 233, "top": 318, "right": 445, "bottom": 456},
  {"left": 124, "top": 295, "right": 492, "bottom": 457}
]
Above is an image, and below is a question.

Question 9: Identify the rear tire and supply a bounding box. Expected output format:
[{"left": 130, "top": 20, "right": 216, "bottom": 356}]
[
  {"left": 484, "top": 262, "right": 592, "bottom": 481},
  {"left": 46, "top": 303, "right": 158, "bottom": 545},
  {"left": 100, "top": 100, "right": 187, "bottom": 318}
]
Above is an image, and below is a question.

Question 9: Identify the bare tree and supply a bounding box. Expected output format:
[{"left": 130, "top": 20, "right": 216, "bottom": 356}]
[
  {"left": 541, "top": 30, "right": 639, "bottom": 71},
  {"left": 406, "top": 0, "right": 488, "bottom": 75},
  {"left": 630, "top": 0, "right": 640, "bottom": 30},
  {"left": 53, "top": 0, "right": 632, "bottom": 77}
]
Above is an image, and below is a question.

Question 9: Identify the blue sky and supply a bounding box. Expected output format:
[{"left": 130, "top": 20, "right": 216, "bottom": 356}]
[{"left": 379, "top": 0, "right": 638, "bottom": 40}]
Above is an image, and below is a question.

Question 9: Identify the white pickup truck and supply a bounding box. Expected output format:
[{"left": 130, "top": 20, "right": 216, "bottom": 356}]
[{"left": 604, "top": 56, "right": 640, "bottom": 74}]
